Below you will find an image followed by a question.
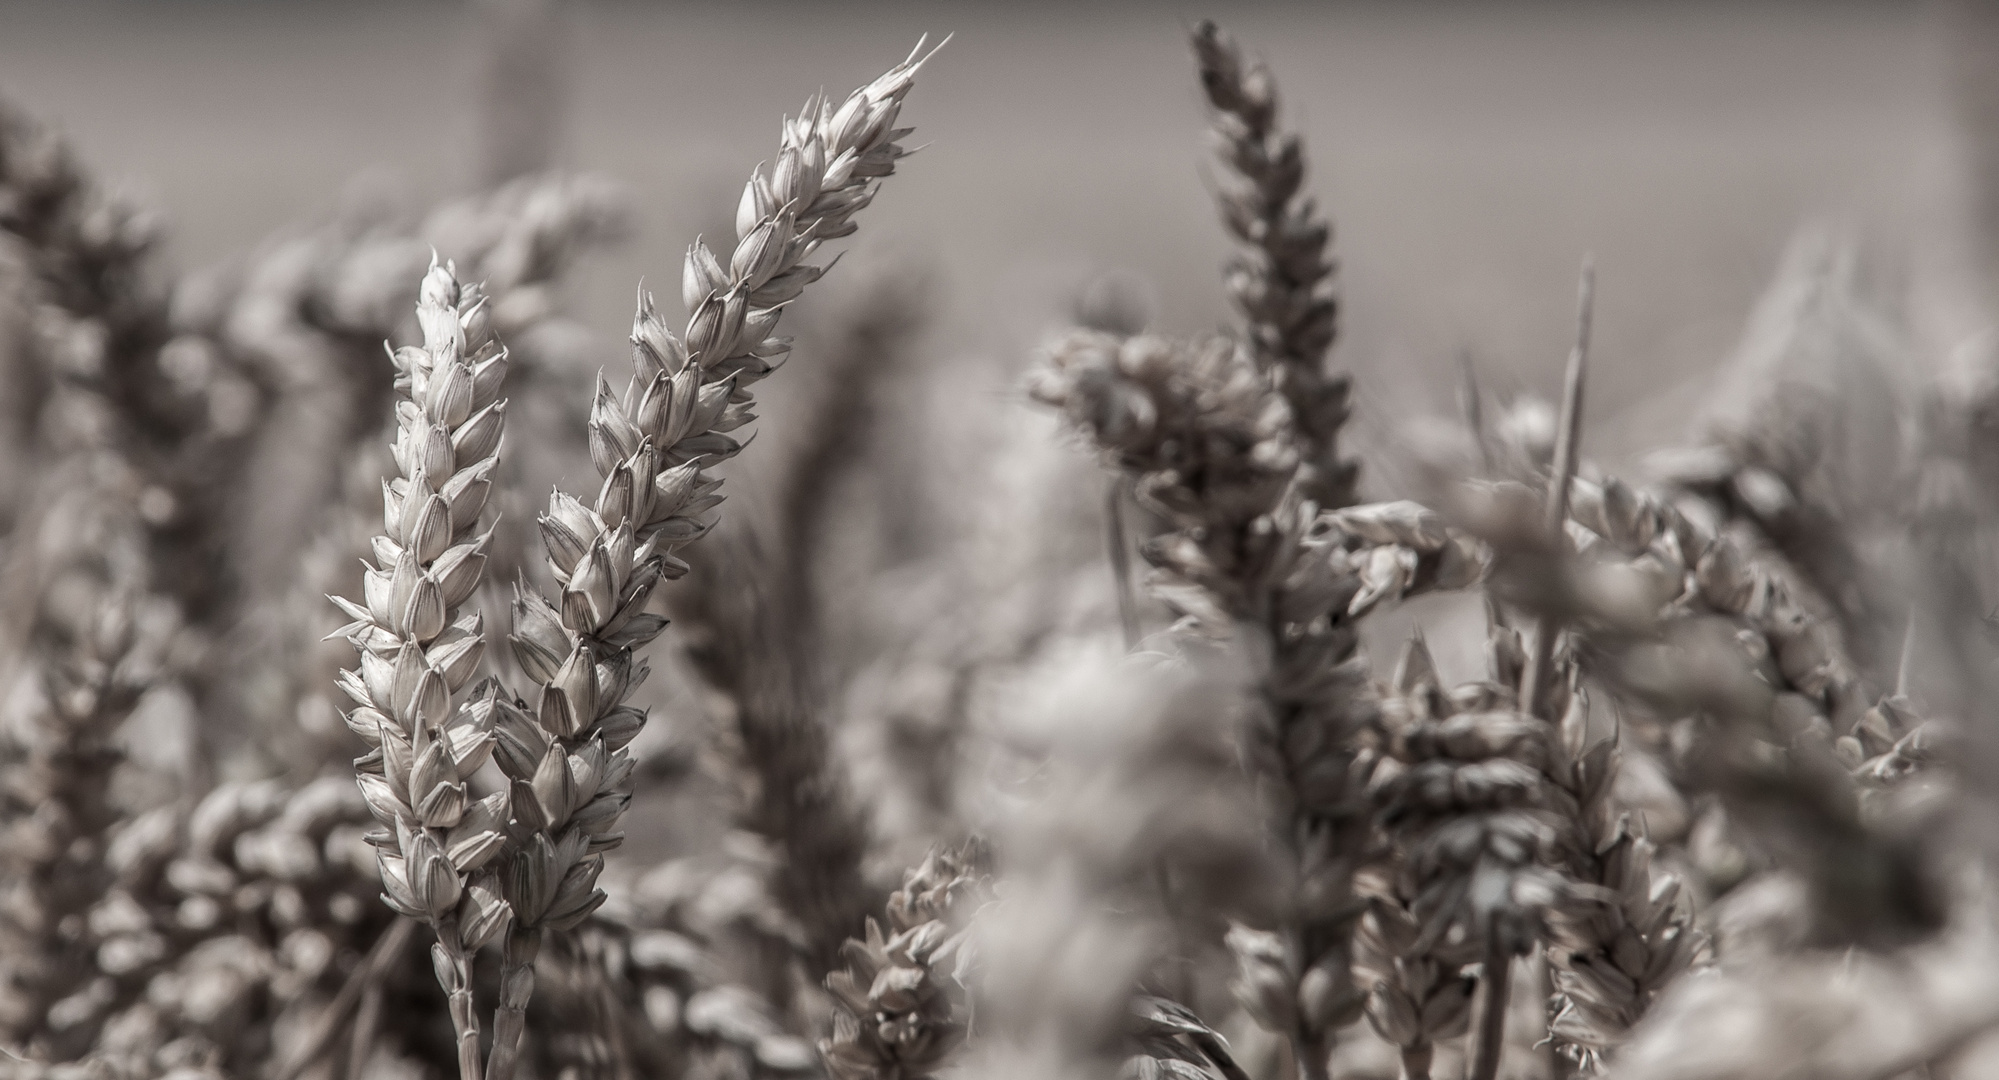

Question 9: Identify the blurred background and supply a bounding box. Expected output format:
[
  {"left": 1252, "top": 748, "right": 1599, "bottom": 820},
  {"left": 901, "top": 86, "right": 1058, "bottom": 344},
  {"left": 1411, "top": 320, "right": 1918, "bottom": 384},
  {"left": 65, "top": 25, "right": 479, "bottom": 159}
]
[{"left": 2, "top": 0, "right": 1986, "bottom": 483}]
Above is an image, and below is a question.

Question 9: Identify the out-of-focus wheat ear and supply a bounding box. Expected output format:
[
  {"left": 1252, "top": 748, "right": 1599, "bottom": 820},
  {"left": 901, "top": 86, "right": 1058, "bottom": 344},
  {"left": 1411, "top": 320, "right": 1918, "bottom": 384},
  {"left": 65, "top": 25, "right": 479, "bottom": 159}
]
[
  {"left": 820, "top": 841, "right": 989, "bottom": 1080},
  {"left": 671, "top": 532, "right": 875, "bottom": 977},
  {"left": 0, "top": 98, "right": 286, "bottom": 796},
  {"left": 0, "top": 570, "right": 163, "bottom": 1056},
  {"left": 471, "top": 0, "right": 568, "bottom": 186},
  {"left": 1189, "top": 20, "right": 1356, "bottom": 510},
  {"left": 327, "top": 258, "right": 516, "bottom": 1080},
  {"left": 0, "top": 100, "right": 197, "bottom": 1058},
  {"left": 489, "top": 44, "right": 936, "bottom": 1080},
  {"left": 1034, "top": 330, "right": 1378, "bottom": 1080},
  {"left": 1, "top": 100, "right": 199, "bottom": 551}
]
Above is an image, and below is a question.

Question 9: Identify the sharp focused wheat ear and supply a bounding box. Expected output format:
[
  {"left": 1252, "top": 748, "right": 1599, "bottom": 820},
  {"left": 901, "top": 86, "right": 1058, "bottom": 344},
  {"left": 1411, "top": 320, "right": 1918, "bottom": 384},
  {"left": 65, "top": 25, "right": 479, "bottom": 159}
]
[
  {"left": 329, "top": 258, "right": 515, "bottom": 1080},
  {"left": 1190, "top": 20, "right": 1356, "bottom": 510},
  {"left": 489, "top": 43, "right": 937, "bottom": 1080}
]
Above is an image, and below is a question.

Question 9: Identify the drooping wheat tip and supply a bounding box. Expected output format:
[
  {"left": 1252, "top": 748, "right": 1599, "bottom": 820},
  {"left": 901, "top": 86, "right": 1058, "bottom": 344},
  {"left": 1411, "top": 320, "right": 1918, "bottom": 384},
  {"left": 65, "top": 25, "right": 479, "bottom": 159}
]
[
  {"left": 328, "top": 257, "right": 515, "bottom": 1080},
  {"left": 1529, "top": 470, "right": 1944, "bottom": 947},
  {"left": 1189, "top": 20, "right": 1356, "bottom": 510}
]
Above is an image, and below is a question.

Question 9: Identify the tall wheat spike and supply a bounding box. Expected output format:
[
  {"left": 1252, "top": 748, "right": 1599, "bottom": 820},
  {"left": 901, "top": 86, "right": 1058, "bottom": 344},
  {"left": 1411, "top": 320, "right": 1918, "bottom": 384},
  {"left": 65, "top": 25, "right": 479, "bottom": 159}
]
[
  {"left": 330, "top": 260, "right": 516, "bottom": 1080},
  {"left": 1190, "top": 21, "right": 1357, "bottom": 511}
]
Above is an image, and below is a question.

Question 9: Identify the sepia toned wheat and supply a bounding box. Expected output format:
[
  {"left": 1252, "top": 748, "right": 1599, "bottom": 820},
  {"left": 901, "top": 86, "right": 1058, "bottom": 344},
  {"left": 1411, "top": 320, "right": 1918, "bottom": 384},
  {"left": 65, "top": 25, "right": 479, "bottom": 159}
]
[
  {"left": 1190, "top": 21, "right": 1357, "bottom": 512},
  {"left": 328, "top": 259, "right": 516, "bottom": 1080},
  {"left": 487, "top": 42, "right": 940, "bottom": 1080}
]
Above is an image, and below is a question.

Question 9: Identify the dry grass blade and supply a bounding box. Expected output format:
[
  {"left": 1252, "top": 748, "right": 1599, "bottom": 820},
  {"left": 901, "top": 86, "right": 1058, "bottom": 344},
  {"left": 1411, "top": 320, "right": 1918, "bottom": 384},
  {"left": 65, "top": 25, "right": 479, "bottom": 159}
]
[{"left": 1470, "top": 259, "right": 1591, "bottom": 1080}]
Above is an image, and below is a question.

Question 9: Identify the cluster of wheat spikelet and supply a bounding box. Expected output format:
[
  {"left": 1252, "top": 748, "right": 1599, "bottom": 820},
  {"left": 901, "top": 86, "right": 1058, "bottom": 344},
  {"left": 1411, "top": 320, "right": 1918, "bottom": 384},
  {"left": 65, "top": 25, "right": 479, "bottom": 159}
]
[{"left": 1, "top": 10, "right": 1997, "bottom": 1080}]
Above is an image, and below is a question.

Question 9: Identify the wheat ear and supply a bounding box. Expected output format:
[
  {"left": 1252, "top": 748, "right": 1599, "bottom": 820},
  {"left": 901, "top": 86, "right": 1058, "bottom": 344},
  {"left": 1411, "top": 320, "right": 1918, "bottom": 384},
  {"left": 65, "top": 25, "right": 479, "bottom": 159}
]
[
  {"left": 0, "top": 102, "right": 190, "bottom": 1058},
  {"left": 488, "top": 42, "right": 939, "bottom": 1080},
  {"left": 821, "top": 841, "right": 989, "bottom": 1080},
  {"left": 1033, "top": 330, "right": 1367, "bottom": 1080},
  {"left": 1541, "top": 676, "right": 1703, "bottom": 1073},
  {"left": 1190, "top": 21, "right": 1356, "bottom": 510},
  {"left": 1361, "top": 629, "right": 1582, "bottom": 1080},
  {"left": 328, "top": 259, "right": 516, "bottom": 1080}
]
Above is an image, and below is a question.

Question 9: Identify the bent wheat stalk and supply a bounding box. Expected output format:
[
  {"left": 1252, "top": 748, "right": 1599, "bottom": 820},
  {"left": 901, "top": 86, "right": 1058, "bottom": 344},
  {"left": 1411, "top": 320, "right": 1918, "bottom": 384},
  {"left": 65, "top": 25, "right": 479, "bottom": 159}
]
[{"left": 488, "top": 42, "right": 939, "bottom": 1080}]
